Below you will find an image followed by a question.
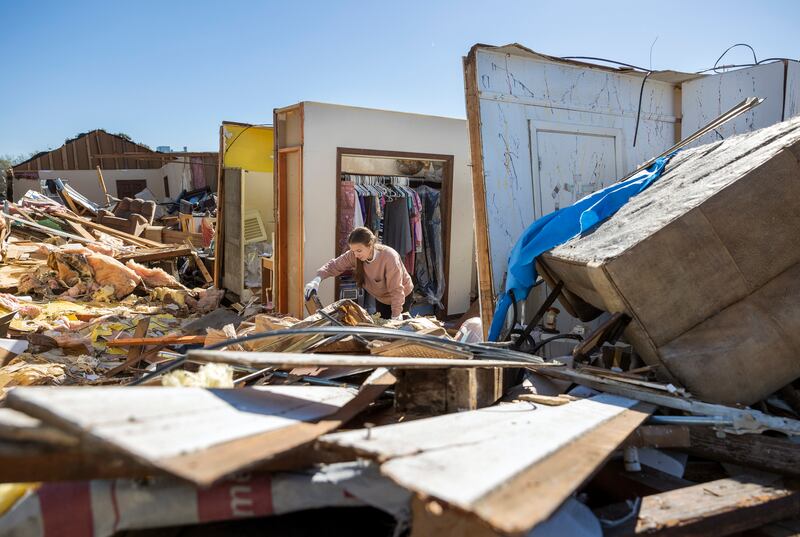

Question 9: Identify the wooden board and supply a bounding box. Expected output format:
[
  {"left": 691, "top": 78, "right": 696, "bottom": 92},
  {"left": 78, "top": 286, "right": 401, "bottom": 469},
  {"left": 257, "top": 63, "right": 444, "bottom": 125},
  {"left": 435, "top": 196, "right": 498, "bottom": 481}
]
[
  {"left": 7, "top": 385, "right": 357, "bottom": 482},
  {"left": 0, "top": 408, "right": 77, "bottom": 446},
  {"left": 321, "top": 394, "right": 650, "bottom": 535},
  {"left": 617, "top": 474, "right": 800, "bottom": 536},
  {"left": 104, "top": 317, "right": 150, "bottom": 376},
  {"left": 56, "top": 211, "right": 165, "bottom": 248},
  {"left": 116, "top": 246, "right": 193, "bottom": 263},
  {"left": 463, "top": 48, "right": 495, "bottom": 339},
  {"left": 0, "top": 440, "right": 156, "bottom": 483},
  {"left": 156, "top": 367, "right": 396, "bottom": 485},
  {"left": 107, "top": 335, "right": 205, "bottom": 347},
  {"left": 187, "top": 349, "right": 542, "bottom": 370}
]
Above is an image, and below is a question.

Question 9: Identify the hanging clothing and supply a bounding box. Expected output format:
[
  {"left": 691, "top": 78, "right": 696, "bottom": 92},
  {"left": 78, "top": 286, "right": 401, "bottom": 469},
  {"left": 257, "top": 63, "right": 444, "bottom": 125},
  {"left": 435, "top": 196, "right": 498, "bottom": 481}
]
[
  {"left": 339, "top": 174, "right": 445, "bottom": 314},
  {"left": 354, "top": 192, "right": 365, "bottom": 229},
  {"left": 414, "top": 185, "right": 445, "bottom": 309},
  {"left": 410, "top": 190, "right": 423, "bottom": 253},
  {"left": 382, "top": 198, "right": 413, "bottom": 259},
  {"left": 338, "top": 182, "right": 357, "bottom": 255}
]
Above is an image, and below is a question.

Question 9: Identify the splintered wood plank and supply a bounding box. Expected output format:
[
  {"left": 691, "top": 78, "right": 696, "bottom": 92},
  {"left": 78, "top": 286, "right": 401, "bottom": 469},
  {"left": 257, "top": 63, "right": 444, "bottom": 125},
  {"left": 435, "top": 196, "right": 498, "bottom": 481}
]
[
  {"left": 106, "top": 335, "right": 205, "bottom": 347},
  {"left": 0, "top": 442, "right": 156, "bottom": 483},
  {"left": 191, "top": 251, "right": 213, "bottom": 284},
  {"left": 105, "top": 317, "right": 150, "bottom": 377},
  {"left": 187, "top": 349, "right": 541, "bottom": 370},
  {"left": 472, "top": 403, "right": 651, "bottom": 535},
  {"left": 157, "top": 368, "right": 396, "bottom": 485},
  {"left": 0, "top": 408, "right": 78, "bottom": 446},
  {"left": 626, "top": 474, "right": 800, "bottom": 536},
  {"left": 65, "top": 220, "right": 96, "bottom": 241},
  {"left": 321, "top": 394, "right": 649, "bottom": 535},
  {"left": 116, "top": 246, "right": 193, "bottom": 263},
  {"left": 463, "top": 48, "right": 495, "bottom": 339},
  {"left": 7, "top": 385, "right": 357, "bottom": 480}
]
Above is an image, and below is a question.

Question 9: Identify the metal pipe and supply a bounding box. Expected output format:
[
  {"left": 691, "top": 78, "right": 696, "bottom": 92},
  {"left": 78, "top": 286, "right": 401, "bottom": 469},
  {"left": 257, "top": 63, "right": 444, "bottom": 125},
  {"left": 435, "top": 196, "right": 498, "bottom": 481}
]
[{"left": 646, "top": 415, "right": 734, "bottom": 427}]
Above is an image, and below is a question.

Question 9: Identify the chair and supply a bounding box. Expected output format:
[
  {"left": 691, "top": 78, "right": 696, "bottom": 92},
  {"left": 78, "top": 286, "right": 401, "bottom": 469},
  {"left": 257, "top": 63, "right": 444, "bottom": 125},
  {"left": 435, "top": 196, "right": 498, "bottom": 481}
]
[{"left": 96, "top": 197, "right": 157, "bottom": 237}]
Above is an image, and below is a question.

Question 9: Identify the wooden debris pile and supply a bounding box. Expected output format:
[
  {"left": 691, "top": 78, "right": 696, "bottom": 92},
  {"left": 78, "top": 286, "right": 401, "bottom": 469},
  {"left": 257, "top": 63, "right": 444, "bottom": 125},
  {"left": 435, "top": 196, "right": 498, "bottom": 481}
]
[{"left": 1, "top": 138, "right": 800, "bottom": 536}]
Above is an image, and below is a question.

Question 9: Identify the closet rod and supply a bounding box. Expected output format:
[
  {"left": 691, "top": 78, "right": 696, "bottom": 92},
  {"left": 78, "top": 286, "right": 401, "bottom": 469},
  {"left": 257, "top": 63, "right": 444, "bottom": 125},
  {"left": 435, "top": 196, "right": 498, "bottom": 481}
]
[{"left": 340, "top": 173, "right": 441, "bottom": 183}]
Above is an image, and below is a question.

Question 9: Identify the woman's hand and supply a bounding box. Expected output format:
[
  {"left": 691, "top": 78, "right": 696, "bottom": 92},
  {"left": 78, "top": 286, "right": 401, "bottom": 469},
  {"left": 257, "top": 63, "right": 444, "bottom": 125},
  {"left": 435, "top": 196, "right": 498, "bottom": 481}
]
[{"left": 304, "top": 277, "right": 321, "bottom": 300}]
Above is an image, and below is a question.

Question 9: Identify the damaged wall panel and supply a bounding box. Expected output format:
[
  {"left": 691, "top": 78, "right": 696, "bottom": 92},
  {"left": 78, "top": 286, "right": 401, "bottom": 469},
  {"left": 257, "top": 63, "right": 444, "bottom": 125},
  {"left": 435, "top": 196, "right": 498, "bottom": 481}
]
[
  {"left": 464, "top": 44, "right": 683, "bottom": 333},
  {"left": 681, "top": 62, "right": 788, "bottom": 146}
]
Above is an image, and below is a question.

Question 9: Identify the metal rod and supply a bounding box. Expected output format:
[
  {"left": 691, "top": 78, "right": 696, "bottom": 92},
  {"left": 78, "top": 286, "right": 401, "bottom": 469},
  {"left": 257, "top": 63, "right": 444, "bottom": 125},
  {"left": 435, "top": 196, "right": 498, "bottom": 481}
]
[{"left": 646, "top": 415, "right": 734, "bottom": 427}]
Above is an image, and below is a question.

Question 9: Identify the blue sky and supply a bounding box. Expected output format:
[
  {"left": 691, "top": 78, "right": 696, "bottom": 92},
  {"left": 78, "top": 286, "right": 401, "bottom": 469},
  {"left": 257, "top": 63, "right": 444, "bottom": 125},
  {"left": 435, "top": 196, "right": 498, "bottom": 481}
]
[{"left": 1, "top": 0, "right": 797, "bottom": 156}]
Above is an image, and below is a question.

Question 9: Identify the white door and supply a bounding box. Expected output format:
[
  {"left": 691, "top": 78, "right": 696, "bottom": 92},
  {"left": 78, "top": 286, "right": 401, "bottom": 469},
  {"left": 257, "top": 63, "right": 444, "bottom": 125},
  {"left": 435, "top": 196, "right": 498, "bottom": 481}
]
[
  {"left": 532, "top": 126, "right": 620, "bottom": 218},
  {"left": 528, "top": 122, "right": 622, "bottom": 343}
]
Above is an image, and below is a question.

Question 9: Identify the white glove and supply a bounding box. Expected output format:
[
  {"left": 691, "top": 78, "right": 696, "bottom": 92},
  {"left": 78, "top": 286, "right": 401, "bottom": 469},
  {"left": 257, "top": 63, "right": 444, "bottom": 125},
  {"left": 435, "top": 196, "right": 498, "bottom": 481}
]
[
  {"left": 391, "top": 314, "right": 403, "bottom": 321},
  {"left": 304, "top": 277, "right": 321, "bottom": 301}
]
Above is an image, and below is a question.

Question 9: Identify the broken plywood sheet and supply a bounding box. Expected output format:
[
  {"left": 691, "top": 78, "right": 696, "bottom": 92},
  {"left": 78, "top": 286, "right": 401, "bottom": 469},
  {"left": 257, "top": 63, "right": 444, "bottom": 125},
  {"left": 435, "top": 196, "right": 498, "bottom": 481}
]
[
  {"left": 7, "top": 385, "right": 357, "bottom": 480},
  {"left": 541, "top": 116, "right": 800, "bottom": 404},
  {"left": 321, "top": 394, "right": 650, "bottom": 535}
]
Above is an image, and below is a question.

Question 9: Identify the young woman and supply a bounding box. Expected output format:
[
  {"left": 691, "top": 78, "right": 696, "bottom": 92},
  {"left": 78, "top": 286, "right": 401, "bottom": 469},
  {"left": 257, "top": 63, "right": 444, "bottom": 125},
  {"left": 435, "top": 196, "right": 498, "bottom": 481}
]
[{"left": 305, "top": 227, "right": 413, "bottom": 320}]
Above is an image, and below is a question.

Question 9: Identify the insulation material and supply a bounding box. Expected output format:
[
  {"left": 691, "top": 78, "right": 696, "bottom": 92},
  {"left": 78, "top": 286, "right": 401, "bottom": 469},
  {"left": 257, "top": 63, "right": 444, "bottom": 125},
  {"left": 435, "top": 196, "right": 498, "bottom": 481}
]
[{"left": 126, "top": 260, "right": 183, "bottom": 289}]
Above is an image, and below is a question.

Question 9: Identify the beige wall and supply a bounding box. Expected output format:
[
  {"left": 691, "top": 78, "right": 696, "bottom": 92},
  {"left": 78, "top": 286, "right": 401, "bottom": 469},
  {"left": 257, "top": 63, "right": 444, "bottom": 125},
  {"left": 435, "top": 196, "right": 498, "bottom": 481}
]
[{"left": 300, "top": 101, "right": 474, "bottom": 315}]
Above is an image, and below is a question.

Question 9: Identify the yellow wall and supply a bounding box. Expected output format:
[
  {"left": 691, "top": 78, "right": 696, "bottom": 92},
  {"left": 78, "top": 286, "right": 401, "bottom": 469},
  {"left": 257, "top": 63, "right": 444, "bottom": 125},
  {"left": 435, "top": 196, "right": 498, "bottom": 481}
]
[{"left": 222, "top": 123, "right": 274, "bottom": 172}]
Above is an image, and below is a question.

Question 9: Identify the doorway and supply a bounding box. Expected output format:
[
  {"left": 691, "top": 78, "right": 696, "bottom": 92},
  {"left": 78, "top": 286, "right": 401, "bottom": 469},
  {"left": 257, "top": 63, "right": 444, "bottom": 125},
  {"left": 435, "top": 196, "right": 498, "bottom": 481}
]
[{"left": 335, "top": 148, "right": 454, "bottom": 318}]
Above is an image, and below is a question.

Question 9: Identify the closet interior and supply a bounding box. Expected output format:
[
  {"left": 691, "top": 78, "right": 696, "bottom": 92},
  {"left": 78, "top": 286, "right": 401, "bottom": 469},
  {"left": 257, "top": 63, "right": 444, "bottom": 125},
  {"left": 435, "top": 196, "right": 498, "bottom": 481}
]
[{"left": 335, "top": 150, "right": 452, "bottom": 317}]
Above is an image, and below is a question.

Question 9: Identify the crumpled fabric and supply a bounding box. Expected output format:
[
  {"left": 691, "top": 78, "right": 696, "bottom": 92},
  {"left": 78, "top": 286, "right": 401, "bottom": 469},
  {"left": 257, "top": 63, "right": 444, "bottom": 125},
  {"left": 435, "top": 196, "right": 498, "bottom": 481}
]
[{"left": 488, "top": 154, "right": 675, "bottom": 341}]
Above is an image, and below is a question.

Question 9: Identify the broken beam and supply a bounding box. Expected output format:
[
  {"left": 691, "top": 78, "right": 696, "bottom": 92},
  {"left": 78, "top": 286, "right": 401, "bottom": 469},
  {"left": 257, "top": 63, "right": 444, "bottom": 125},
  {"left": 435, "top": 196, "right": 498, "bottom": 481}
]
[
  {"left": 116, "top": 246, "right": 194, "bottom": 263},
  {"left": 107, "top": 335, "right": 205, "bottom": 348}
]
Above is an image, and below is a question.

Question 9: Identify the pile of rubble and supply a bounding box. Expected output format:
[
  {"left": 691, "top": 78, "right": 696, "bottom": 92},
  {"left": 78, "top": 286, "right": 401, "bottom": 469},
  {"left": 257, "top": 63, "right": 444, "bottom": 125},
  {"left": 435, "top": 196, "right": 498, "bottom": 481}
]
[{"left": 1, "top": 122, "right": 800, "bottom": 537}]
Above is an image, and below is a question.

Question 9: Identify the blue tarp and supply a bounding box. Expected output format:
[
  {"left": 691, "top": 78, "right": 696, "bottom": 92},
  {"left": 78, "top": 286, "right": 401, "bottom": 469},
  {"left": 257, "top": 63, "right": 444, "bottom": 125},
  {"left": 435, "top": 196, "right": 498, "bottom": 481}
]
[{"left": 488, "top": 154, "right": 675, "bottom": 341}]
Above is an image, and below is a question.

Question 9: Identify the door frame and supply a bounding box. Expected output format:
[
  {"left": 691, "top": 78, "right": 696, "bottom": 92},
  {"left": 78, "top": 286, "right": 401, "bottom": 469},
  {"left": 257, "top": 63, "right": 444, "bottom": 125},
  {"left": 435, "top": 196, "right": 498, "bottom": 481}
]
[
  {"left": 275, "top": 146, "right": 303, "bottom": 316},
  {"left": 335, "top": 147, "right": 455, "bottom": 317}
]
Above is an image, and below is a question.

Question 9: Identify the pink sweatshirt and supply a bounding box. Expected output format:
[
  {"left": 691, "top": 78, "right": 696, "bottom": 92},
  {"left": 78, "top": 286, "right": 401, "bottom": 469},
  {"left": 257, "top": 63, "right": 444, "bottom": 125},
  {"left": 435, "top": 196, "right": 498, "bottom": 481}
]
[{"left": 317, "top": 245, "right": 413, "bottom": 317}]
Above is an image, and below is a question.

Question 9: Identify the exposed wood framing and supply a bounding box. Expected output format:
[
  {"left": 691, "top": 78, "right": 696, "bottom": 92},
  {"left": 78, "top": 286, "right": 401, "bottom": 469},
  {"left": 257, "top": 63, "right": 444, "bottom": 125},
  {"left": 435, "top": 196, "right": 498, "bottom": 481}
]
[
  {"left": 463, "top": 49, "right": 494, "bottom": 338},
  {"left": 213, "top": 124, "right": 225, "bottom": 287}
]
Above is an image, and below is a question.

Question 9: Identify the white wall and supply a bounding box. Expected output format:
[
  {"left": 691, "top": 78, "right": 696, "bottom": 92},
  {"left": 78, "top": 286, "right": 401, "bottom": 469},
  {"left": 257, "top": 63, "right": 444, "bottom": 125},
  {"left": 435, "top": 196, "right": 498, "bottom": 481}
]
[
  {"left": 681, "top": 62, "right": 787, "bottom": 145},
  {"left": 473, "top": 48, "right": 680, "bottom": 300},
  {"left": 14, "top": 168, "right": 165, "bottom": 204},
  {"left": 301, "top": 101, "right": 473, "bottom": 315},
  {"left": 11, "top": 161, "right": 197, "bottom": 205}
]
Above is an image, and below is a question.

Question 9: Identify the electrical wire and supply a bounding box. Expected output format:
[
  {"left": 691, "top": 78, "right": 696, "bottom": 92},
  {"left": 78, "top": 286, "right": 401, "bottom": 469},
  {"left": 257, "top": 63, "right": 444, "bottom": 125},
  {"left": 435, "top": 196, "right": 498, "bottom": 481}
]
[
  {"left": 560, "top": 56, "right": 649, "bottom": 72},
  {"left": 633, "top": 71, "right": 652, "bottom": 147},
  {"left": 713, "top": 43, "right": 758, "bottom": 73},
  {"left": 758, "top": 57, "right": 799, "bottom": 64},
  {"left": 222, "top": 123, "right": 271, "bottom": 156},
  {"left": 529, "top": 333, "right": 584, "bottom": 355}
]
